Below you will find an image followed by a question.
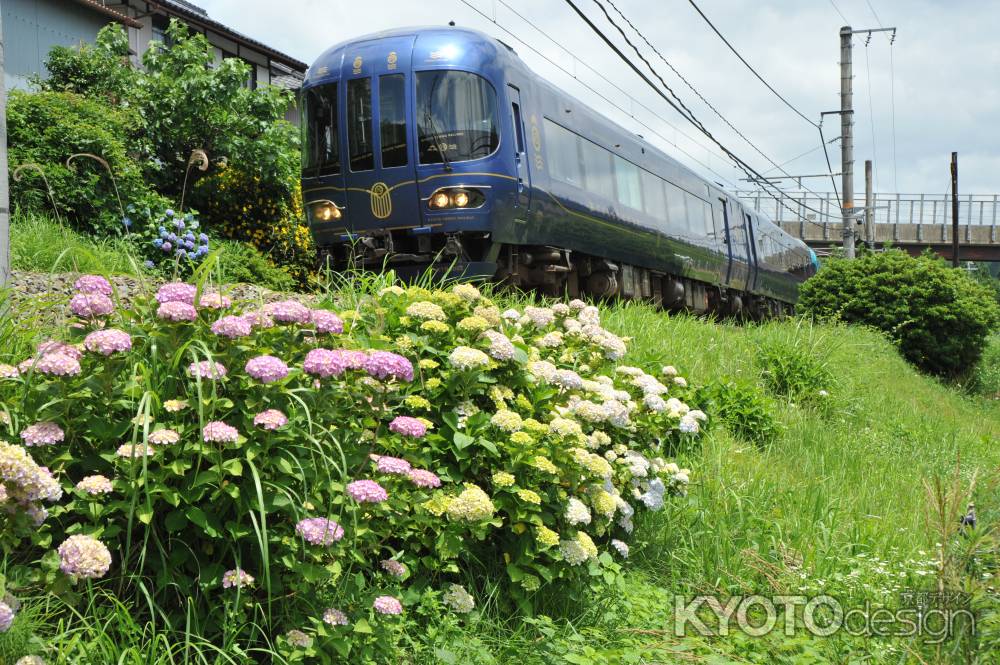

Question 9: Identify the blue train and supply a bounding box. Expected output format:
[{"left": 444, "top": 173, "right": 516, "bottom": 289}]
[{"left": 300, "top": 25, "right": 817, "bottom": 315}]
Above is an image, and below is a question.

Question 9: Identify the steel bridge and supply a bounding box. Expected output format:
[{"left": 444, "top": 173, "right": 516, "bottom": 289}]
[{"left": 737, "top": 191, "right": 1000, "bottom": 261}]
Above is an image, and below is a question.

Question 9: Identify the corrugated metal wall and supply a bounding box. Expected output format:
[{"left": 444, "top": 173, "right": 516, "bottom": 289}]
[{"left": 3, "top": 0, "right": 107, "bottom": 90}]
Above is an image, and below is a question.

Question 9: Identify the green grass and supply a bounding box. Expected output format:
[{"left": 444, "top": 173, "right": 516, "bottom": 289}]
[
  {"left": 10, "top": 210, "right": 145, "bottom": 276},
  {"left": 3, "top": 252, "right": 1000, "bottom": 661}
]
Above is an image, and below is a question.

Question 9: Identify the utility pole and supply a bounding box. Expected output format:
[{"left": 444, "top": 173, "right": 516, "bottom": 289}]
[
  {"left": 838, "top": 25, "right": 896, "bottom": 259},
  {"left": 839, "top": 26, "right": 855, "bottom": 258},
  {"left": 951, "top": 152, "right": 959, "bottom": 267},
  {"left": 865, "top": 159, "right": 873, "bottom": 249},
  {"left": 0, "top": 4, "right": 9, "bottom": 287}
]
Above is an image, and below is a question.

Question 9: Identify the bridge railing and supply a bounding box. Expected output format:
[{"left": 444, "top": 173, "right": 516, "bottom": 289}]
[{"left": 736, "top": 191, "right": 1000, "bottom": 229}]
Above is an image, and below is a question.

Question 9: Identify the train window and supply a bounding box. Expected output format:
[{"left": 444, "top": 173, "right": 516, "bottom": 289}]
[
  {"left": 684, "top": 193, "right": 704, "bottom": 235},
  {"left": 379, "top": 74, "right": 408, "bottom": 168},
  {"left": 613, "top": 156, "right": 643, "bottom": 211},
  {"left": 512, "top": 102, "right": 525, "bottom": 154},
  {"left": 579, "top": 139, "right": 616, "bottom": 202},
  {"left": 703, "top": 202, "right": 716, "bottom": 238},
  {"left": 544, "top": 119, "right": 583, "bottom": 187},
  {"left": 665, "top": 181, "right": 687, "bottom": 233},
  {"left": 347, "top": 78, "right": 374, "bottom": 172},
  {"left": 641, "top": 169, "right": 665, "bottom": 221},
  {"left": 301, "top": 84, "right": 340, "bottom": 177},
  {"left": 416, "top": 71, "right": 499, "bottom": 164}
]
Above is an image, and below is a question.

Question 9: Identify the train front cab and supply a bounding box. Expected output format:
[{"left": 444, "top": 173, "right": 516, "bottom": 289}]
[{"left": 301, "top": 30, "right": 524, "bottom": 279}]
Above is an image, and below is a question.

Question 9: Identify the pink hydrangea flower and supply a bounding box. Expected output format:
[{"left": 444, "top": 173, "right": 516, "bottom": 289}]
[
  {"left": 188, "top": 360, "right": 227, "bottom": 380},
  {"left": 375, "top": 456, "right": 412, "bottom": 475},
  {"left": 309, "top": 309, "right": 344, "bottom": 334},
  {"left": 0, "top": 364, "right": 18, "bottom": 379},
  {"left": 222, "top": 568, "right": 254, "bottom": 589},
  {"left": 83, "top": 329, "right": 132, "bottom": 356},
  {"left": 198, "top": 291, "right": 232, "bottom": 310},
  {"left": 70, "top": 293, "right": 114, "bottom": 318},
  {"left": 203, "top": 421, "right": 239, "bottom": 444},
  {"left": 156, "top": 282, "right": 197, "bottom": 305},
  {"left": 263, "top": 300, "right": 310, "bottom": 323},
  {"left": 389, "top": 416, "right": 427, "bottom": 438},
  {"left": 253, "top": 409, "right": 288, "bottom": 430},
  {"left": 20, "top": 422, "right": 64, "bottom": 447},
  {"left": 364, "top": 351, "right": 414, "bottom": 382},
  {"left": 33, "top": 353, "right": 81, "bottom": 377},
  {"left": 346, "top": 479, "right": 388, "bottom": 503},
  {"left": 407, "top": 468, "right": 442, "bottom": 489},
  {"left": 295, "top": 517, "right": 345, "bottom": 546},
  {"left": 211, "top": 315, "right": 252, "bottom": 338},
  {"left": 116, "top": 442, "right": 155, "bottom": 458},
  {"left": 380, "top": 559, "right": 406, "bottom": 577},
  {"left": 245, "top": 355, "right": 289, "bottom": 383},
  {"left": 157, "top": 301, "right": 197, "bottom": 322},
  {"left": 57, "top": 534, "right": 112, "bottom": 579},
  {"left": 241, "top": 309, "right": 275, "bottom": 329},
  {"left": 373, "top": 595, "right": 403, "bottom": 615},
  {"left": 37, "top": 340, "right": 82, "bottom": 360},
  {"left": 74, "top": 275, "right": 113, "bottom": 296},
  {"left": 303, "top": 349, "right": 351, "bottom": 378}
]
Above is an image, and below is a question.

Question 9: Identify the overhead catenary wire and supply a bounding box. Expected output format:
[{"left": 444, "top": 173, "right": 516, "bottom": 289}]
[
  {"left": 564, "top": 0, "right": 838, "bottom": 224},
  {"left": 865, "top": 0, "right": 900, "bottom": 192},
  {"left": 864, "top": 41, "right": 879, "bottom": 192},
  {"left": 458, "top": 0, "right": 741, "bottom": 189}
]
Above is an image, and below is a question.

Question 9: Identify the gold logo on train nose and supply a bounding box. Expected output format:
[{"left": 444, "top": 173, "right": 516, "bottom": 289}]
[{"left": 370, "top": 182, "right": 392, "bottom": 219}]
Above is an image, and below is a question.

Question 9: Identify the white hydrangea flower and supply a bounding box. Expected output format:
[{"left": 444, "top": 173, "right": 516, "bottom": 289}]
[
  {"left": 673, "top": 376, "right": 688, "bottom": 388},
  {"left": 679, "top": 415, "right": 699, "bottom": 434},
  {"left": 661, "top": 365, "right": 678, "bottom": 377},
  {"left": 537, "top": 331, "right": 564, "bottom": 348},
  {"left": 565, "top": 497, "right": 592, "bottom": 525},
  {"left": 449, "top": 346, "right": 491, "bottom": 370}
]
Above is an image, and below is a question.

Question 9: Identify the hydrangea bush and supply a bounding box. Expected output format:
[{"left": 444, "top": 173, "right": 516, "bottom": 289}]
[{"left": 0, "top": 276, "right": 703, "bottom": 660}]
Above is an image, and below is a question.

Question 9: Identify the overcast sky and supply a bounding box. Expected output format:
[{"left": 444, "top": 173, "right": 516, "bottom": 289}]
[{"left": 197, "top": 0, "right": 999, "bottom": 198}]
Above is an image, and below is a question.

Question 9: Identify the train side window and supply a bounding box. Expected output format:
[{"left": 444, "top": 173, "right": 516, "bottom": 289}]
[
  {"left": 302, "top": 84, "right": 339, "bottom": 177},
  {"left": 666, "top": 181, "right": 687, "bottom": 233},
  {"left": 613, "top": 155, "right": 643, "bottom": 211},
  {"left": 379, "top": 74, "right": 408, "bottom": 168},
  {"left": 580, "top": 139, "right": 616, "bottom": 202},
  {"left": 512, "top": 102, "right": 525, "bottom": 154},
  {"left": 347, "top": 77, "right": 374, "bottom": 172},
  {"left": 641, "top": 169, "right": 665, "bottom": 222},
  {"left": 703, "top": 203, "right": 716, "bottom": 239},
  {"left": 544, "top": 119, "right": 583, "bottom": 187},
  {"left": 684, "top": 192, "right": 704, "bottom": 235}
]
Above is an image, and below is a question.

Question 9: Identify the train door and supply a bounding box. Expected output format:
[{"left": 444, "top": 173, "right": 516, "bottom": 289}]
[
  {"left": 507, "top": 85, "right": 532, "bottom": 211},
  {"left": 744, "top": 212, "right": 759, "bottom": 292},
  {"left": 720, "top": 198, "right": 750, "bottom": 289},
  {"left": 340, "top": 37, "right": 419, "bottom": 232}
]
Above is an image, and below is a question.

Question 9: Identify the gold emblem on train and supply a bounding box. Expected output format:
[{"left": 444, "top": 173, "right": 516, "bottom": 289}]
[
  {"left": 352, "top": 56, "right": 363, "bottom": 74},
  {"left": 370, "top": 182, "right": 392, "bottom": 219},
  {"left": 387, "top": 51, "right": 398, "bottom": 70}
]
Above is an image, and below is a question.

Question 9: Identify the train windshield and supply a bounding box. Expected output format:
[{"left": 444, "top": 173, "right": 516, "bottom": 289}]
[
  {"left": 416, "top": 71, "right": 499, "bottom": 164},
  {"left": 302, "top": 84, "right": 340, "bottom": 177}
]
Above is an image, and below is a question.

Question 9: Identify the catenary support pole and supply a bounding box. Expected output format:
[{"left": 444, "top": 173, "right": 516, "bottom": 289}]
[
  {"left": 0, "top": 5, "right": 9, "bottom": 287},
  {"left": 840, "top": 25, "right": 855, "bottom": 258},
  {"left": 952, "top": 152, "right": 959, "bottom": 267},
  {"left": 865, "top": 159, "right": 873, "bottom": 249}
]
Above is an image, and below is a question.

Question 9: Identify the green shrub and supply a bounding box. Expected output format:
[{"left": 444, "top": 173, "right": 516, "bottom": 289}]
[
  {"left": 758, "top": 340, "right": 833, "bottom": 403},
  {"left": 968, "top": 334, "right": 1000, "bottom": 398},
  {"left": 210, "top": 241, "right": 297, "bottom": 292},
  {"left": 7, "top": 91, "right": 149, "bottom": 234},
  {"left": 0, "top": 282, "right": 700, "bottom": 661},
  {"left": 700, "top": 380, "right": 782, "bottom": 446},
  {"left": 798, "top": 249, "right": 1000, "bottom": 377}
]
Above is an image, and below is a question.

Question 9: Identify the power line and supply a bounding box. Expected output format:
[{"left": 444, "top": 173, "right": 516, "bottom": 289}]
[
  {"left": 828, "top": 0, "right": 850, "bottom": 24},
  {"left": 561, "top": 0, "right": 838, "bottom": 224},
  {"left": 601, "top": 0, "right": 813, "bottom": 183},
  {"left": 485, "top": 0, "right": 735, "bottom": 176},
  {"left": 683, "top": 0, "right": 818, "bottom": 129},
  {"left": 457, "top": 0, "right": 741, "bottom": 189}
]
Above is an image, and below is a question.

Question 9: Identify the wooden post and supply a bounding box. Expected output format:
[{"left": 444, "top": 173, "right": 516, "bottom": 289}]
[{"left": 951, "top": 152, "right": 959, "bottom": 267}]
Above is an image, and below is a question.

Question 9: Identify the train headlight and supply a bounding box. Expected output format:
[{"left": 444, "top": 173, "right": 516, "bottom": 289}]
[
  {"left": 431, "top": 192, "right": 452, "bottom": 209},
  {"left": 427, "top": 187, "right": 485, "bottom": 210},
  {"left": 310, "top": 201, "right": 342, "bottom": 222}
]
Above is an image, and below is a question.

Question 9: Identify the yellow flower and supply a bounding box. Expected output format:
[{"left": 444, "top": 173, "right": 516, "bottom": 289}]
[
  {"left": 447, "top": 484, "right": 495, "bottom": 521},
  {"left": 531, "top": 456, "right": 559, "bottom": 475},
  {"left": 516, "top": 489, "right": 541, "bottom": 504},
  {"left": 535, "top": 526, "right": 559, "bottom": 548},
  {"left": 492, "top": 471, "right": 516, "bottom": 487},
  {"left": 422, "top": 493, "right": 453, "bottom": 516},
  {"left": 418, "top": 359, "right": 440, "bottom": 370}
]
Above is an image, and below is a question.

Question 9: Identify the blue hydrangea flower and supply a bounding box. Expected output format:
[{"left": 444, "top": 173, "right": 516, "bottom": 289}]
[
  {"left": 167, "top": 233, "right": 177, "bottom": 242},
  {"left": 184, "top": 241, "right": 194, "bottom": 250},
  {"left": 199, "top": 233, "right": 209, "bottom": 243},
  {"left": 176, "top": 249, "right": 187, "bottom": 258},
  {"left": 122, "top": 217, "right": 132, "bottom": 228},
  {"left": 162, "top": 242, "right": 172, "bottom": 252},
  {"left": 144, "top": 260, "right": 155, "bottom": 269},
  {"left": 165, "top": 209, "right": 175, "bottom": 217},
  {"left": 153, "top": 239, "right": 163, "bottom": 248}
]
